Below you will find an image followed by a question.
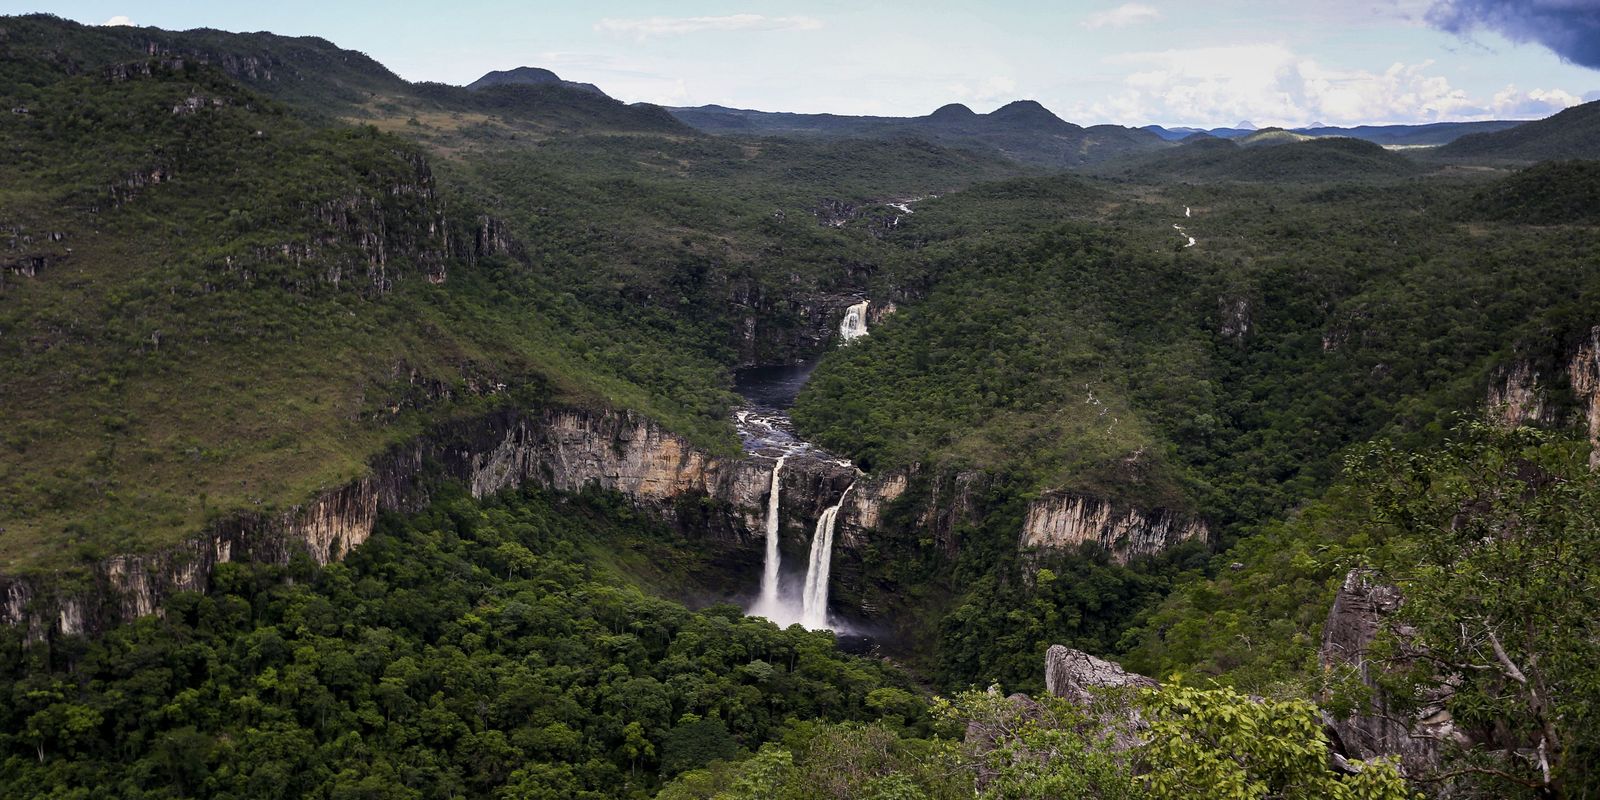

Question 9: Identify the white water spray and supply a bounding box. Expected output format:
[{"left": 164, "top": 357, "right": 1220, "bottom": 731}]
[
  {"left": 800, "top": 483, "right": 854, "bottom": 629},
  {"left": 839, "top": 301, "right": 869, "bottom": 342},
  {"left": 755, "top": 456, "right": 786, "bottom": 614}
]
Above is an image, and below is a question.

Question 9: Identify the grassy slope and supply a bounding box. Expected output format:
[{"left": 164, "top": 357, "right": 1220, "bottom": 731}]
[
  {"left": 0, "top": 59, "right": 741, "bottom": 571},
  {"left": 0, "top": 17, "right": 1028, "bottom": 573}
]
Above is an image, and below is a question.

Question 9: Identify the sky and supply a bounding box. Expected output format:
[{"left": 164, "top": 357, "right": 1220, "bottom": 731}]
[{"left": 13, "top": 0, "right": 1600, "bottom": 127}]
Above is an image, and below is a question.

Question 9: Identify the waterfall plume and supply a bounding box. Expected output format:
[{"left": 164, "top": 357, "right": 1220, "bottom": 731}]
[
  {"left": 752, "top": 456, "right": 787, "bottom": 616},
  {"left": 839, "top": 301, "right": 869, "bottom": 342},
  {"left": 801, "top": 482, "right": 853, "bottom": 629}
]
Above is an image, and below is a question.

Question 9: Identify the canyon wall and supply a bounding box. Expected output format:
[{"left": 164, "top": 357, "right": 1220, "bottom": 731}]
[
  {"left": 3, "top": 407, "right": 1208, "bottom": 640},
  {"left": 1020, "top": 491, "right": 1208, "bottom": 564},
  {"left": 0, "top": 407, "right": 788, "bottom": 639},
  {"left": 1489, "top": 324, "right": 1600, "bottom": 466}
]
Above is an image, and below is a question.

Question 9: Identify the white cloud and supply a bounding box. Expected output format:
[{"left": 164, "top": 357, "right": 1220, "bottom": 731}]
[
  {"left": 946, "top": 76, "right": 1019, "bottom": 103},
  {"left": 1082, "top": 43, "right": 1582, "bottom": 126},
  {"left": 1488, "top": 85, "right": 1584, "bottom": 118},
  {"left": 595, "top": 14, "right": 822, "bottom": 41},
  {"left": 1082, "top": 4, "right": 1163, "bottom": 29},
  {"left": 101, "top": 15, "right": 135, "bottom": 27}
]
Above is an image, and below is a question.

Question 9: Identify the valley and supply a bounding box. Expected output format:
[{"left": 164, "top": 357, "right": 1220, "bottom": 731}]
[{"left": 4, "top": 9, "right": 1600, "bottom": 799}]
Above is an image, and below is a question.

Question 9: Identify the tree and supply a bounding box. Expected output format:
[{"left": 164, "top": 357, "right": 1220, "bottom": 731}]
[
  {"left": 1139, "top": 685, "right": 1412, "bottom": 800},
  {"left": 1362, "top": 423, "right": 1600, "bottom": 798}
]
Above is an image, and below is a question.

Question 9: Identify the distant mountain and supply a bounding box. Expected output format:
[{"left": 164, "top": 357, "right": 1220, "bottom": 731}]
[
  {"left": 1436, "top": 100, "right": 1600, "bottom": 162},
  {"left": 668, "top": 100, "right": 1169, "bottom": 169},
  {"left": 1108, "top": 135, "right": 1422, "bottom": 182},
  {"left": 467, "top": 66, "right": 608, "bottom": 98},
  {"left": 0, "top": 14, "right": 677, "bottom": 136},
  {"left": 1144, "top": 120, "right": 1526, "bottom": 147},
  {"left": 1142, "top": 125, "right": 1257, "bottom": 141},
  {"left": 1297, "top": 121, "right": 1524, "bottom": 146}
]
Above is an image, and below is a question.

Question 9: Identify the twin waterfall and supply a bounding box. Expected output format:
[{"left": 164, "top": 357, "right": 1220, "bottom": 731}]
[{"left": 749, "top": 456, "right": 854, "bottom": 631}]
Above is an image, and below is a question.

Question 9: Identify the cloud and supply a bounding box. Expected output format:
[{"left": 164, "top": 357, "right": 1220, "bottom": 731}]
[
  {"left": 1426, "top": 0, "right": 1600, "bottom": 69},
  {"left": 595, "top": 14, "right": 822, "bottom": 41},
  {"left": 946, "top": 76, "right": 1020, "bottom": 103},
  {"left": 1082, "top": 43, "right": 1583, "bottom": 125},
  {"left": 1082, "top": 3, "right": 1163, "bottom": 29},
  {"left": 101, "top": 15, "right": 134, "bottom": 26}
]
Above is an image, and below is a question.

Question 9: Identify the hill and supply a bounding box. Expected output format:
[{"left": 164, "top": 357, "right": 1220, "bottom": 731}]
[
  {"left": 0, "top": 13, "right": 1024, "bottom": 575},
  {"left": 1464, "top": 160, "right": 1600, "bottom": 225},
  {"left": 1146, "top": 120, "right": 1526, "bottom": 147},
  {"left": 466, "top": 65, "right": 607, "bottom": 96},
  {"left": 1108, "top": 136, "right": 1423, "bottom": 182},
  {"left": 668, "top": 99, "right": 1170, "bottom": 169},
  {"left": 1436, "top": 100, "right": 1600, "bottom": 162}
]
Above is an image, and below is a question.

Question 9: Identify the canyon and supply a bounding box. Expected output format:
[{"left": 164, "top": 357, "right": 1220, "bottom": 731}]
[{"left": 0, "top": 299, "right": 1210, "bottom": 641}]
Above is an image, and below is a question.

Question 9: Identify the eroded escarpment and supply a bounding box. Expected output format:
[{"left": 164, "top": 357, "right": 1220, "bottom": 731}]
[
  {"left": 1488, "top": 324, "right": 1600, "bottom": 466},
  {"left": 1020, "top": 491, "right": 1208, "bottom": 564},
  {"left": 3, "top": 403, "right": 1211, "bottom": 640},
  {"left": 0, "top": 405, "right": 875, "bottom": 640}
]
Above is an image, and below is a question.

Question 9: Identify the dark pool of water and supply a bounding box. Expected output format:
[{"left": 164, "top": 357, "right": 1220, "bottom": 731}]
[{"left": 734, "top": 362, "right": 817, "bottom": 411}]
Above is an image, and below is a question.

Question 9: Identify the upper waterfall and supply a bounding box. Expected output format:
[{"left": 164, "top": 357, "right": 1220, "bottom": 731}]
[{"left": 840, "top": 301, "right": 870, "bottom": 342}]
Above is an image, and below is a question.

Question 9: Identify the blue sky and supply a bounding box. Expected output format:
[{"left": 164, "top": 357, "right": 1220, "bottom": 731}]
[{"left": 15, "top": 1, "right": 1600, "bottom": 126}]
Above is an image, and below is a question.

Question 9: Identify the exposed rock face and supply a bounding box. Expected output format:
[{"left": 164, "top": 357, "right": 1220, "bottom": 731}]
[
  {"left": 1319, "top": 570, "right": 1466, "bottom": 779},
  {"left": 1486, "top": 326, "right": 1600, "bottom": 467},
  {"left": 1045, "top": 644, "right": 1159, "bottom": 703},
  {"left": 1021, "top": 492, "right": 1207, "bottom": 564},
  {"left": 1220, "top": 296, "right": 1252, "bottom": 341},
  {"left": 0, "top": 405, "right": 872, "bottom": 640},
  {"left": 1569, "top": 326, "right": 1600, "bottom": 468},
  {"left": 1488, "top": 360, "right": 1558, "bottom": 428}
]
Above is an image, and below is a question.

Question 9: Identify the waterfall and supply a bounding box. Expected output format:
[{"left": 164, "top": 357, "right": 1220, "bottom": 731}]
[
  {"left": 801, "top": 482, "right": 854, "bottom": 629},
  {"left": 839, "top": 301, "right": 869, "bottom": 342},
  {"left": 756, "top": 456, "right": 786, "bottom": 613}
]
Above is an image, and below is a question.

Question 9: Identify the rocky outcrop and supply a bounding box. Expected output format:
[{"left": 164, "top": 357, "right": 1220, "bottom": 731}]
[
  {"left": 1319, "top": 570, "right": 1466, "bottom": 779},
  {"left": 1021, "top": 492, "right": 1207, "bottom": 564},
  {"left": 1488, "top": 359, "right": 1559, "bottom": 428},
  {"left": 1219, "top": 295, "right": 1252, "bottom": 341},
  {"left": 1045, "top": 644, "right": 1159, "bottom": 703}
]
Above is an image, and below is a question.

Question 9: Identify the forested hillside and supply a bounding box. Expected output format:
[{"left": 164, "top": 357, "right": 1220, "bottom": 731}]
[{"left": 5, "top": 10, "right": 1600, "bottom": 800}]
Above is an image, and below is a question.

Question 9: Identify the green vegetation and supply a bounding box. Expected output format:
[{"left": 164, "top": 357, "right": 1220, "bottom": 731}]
[
  {"left": 1103, "top": 135, "right": 1424, "bottom": 182},
  {"left": 1435, "top": 99, "right": 1600, "bottom": 162},
  {"left": 1465, "top": 160, "right": 1600, "bottom": 225},
  {"left": 6, "top": 11, "right": 1600, "bottom": 799},
  {"left": 0, "top": 57, "right": 739, "bottom": 570},
  {"left": 0, "top": 486, "right": 924, "bottom": 798},
  {"left": 657, "top": 685, "right": 1412, "bottom": 799}
]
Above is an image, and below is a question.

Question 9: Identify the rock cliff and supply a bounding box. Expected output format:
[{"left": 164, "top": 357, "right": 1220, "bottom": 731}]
[
  {"left": 1318, "top": 570, "right": 1466, "bottom": 779},
  {"left": 1488, "top": 324, "right": 1600, "bottom": 466},
  {"left": 1021, "top": 491, "right": 1207, "bottom": 564},
  {"left": 0, "top": 405, "right": 890, "bottom": 640}
]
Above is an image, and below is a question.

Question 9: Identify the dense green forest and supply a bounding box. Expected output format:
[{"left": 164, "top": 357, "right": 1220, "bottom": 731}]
[
  {"left": 5, "top": 11, "right": 1600, "bottom": 800},
  {"left": 0, "top": 487, "right": 929, "bottom": 798}
]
